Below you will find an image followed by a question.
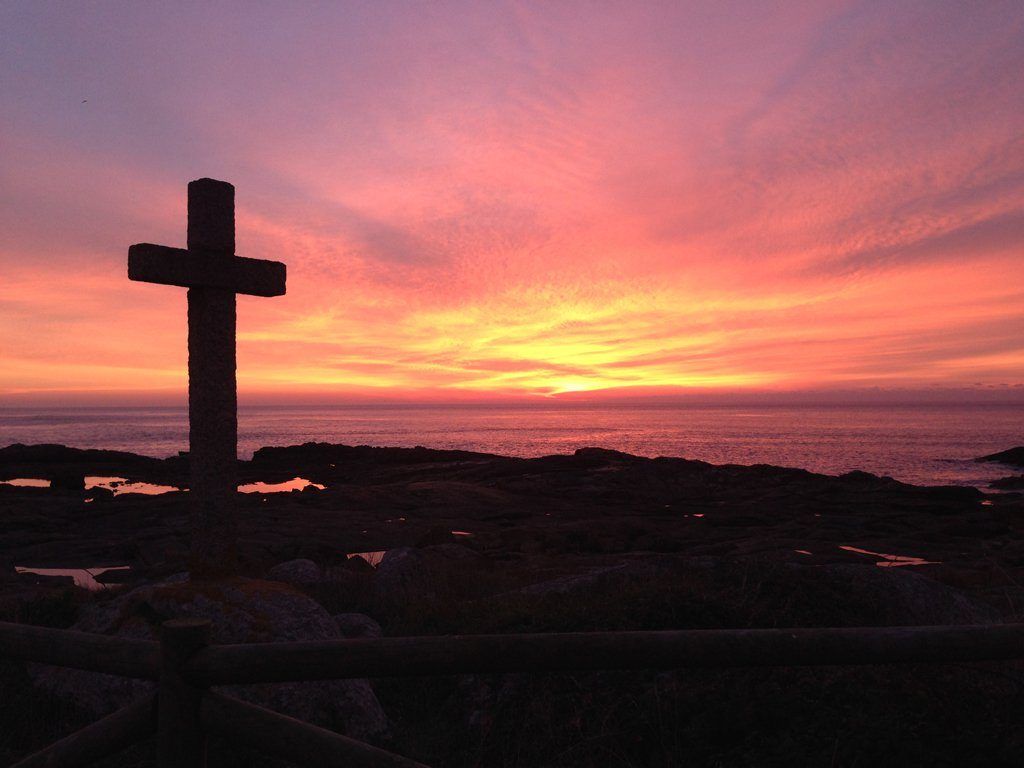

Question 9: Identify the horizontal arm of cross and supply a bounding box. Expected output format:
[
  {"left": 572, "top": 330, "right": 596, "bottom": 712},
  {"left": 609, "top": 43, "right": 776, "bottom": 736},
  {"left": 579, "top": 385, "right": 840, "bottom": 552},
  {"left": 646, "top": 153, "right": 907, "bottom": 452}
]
[{"left": 128, "top": 244, "right": 286, "bottom": 297}]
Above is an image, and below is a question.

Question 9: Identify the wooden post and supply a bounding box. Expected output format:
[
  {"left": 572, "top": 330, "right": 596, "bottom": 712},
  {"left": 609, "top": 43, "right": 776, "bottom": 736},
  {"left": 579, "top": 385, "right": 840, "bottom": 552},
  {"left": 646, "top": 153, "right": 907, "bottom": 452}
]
[{"left": 158, "top": 618, "right": 211, "bottom": 768}]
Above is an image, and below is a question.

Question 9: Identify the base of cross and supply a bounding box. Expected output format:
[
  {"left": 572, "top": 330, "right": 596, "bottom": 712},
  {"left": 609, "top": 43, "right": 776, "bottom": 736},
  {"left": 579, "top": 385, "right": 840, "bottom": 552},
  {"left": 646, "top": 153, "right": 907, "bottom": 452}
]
[
  {"left": 187, "top": 469, "right": 240, "bottom": 580},
  {"left": 187, "top": 536, "right": 236, "bottom": 581}
]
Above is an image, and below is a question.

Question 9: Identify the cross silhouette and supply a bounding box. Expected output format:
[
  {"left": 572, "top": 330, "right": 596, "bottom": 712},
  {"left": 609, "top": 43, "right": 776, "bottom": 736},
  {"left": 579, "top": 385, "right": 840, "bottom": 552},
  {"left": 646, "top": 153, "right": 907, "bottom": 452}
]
[{"left": 128, "top": 178, "right": 286, "bottom": 579}]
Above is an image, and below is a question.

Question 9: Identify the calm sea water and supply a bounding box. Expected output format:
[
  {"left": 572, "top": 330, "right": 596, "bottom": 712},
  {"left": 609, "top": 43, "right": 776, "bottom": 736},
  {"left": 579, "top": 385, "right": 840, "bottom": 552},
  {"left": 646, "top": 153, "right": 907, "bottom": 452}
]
[{"left": 1, "top": 404, "right": 1021, "bottom": 488}]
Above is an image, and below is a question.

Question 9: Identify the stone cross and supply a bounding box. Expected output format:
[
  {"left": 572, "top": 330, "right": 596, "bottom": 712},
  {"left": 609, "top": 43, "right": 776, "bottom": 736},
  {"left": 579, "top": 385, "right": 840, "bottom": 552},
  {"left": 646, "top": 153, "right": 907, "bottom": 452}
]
[{"left": 128, "top": 178, "right": 286, "bottom": 579}]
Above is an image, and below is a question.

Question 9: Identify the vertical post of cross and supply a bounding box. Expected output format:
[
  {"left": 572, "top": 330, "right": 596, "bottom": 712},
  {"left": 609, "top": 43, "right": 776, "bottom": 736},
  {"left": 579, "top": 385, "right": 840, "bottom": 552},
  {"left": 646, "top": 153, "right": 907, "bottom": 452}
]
[{"left": 186, "top": 179, "right": 238, "bottom": 579}]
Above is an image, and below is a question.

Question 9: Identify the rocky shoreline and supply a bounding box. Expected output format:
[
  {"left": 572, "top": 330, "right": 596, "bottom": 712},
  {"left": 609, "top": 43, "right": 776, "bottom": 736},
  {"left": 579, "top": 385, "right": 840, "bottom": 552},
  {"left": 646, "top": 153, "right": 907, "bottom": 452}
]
[
  {"left": 3, "top": 441, "right": 1024, "bottom": 766},
  {"left": 3, "top": 441, "right": 1024, "bottom": 602}
]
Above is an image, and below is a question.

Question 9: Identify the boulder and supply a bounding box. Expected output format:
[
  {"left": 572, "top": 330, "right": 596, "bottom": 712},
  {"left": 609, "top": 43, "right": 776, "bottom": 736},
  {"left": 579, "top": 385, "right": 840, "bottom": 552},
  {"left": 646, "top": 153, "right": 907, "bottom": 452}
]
[
  {"left": 266, "top": 558, "right": 322, "bottom": 586},
  {"left": 976, "top": 447, "right": 1024, "bottom": 468},
  {"left": 32, "top": 577, "right": 388, "bottom": 740},
  {"left": 515, "top": 560, "right": 665, "bottom": 598},
  {"left": 816, "top": 564, "right": 999, "bottom": 626},
  {"left": 335, "top": 612, "right": 383, "bottom": 639},
  {"left": 16, "top": 571, "right": 75, "bottom": 588},
  {"left": 415, "top": 525, "right": 456, "bottom": 548},
  {"left": 86, "top": 486, "right": 115, "bottom": 502},
  {"left": 990, "top": 475, "right": 1024, "bottom": 490},
  {"left": 50, "top": 471, "right": 85, "bottom": 491},
  {"left": 93, "top": 567, "right": 132, "bottom": 585},
  {"left": 373, "top": 547, "right": 434, "bottom": 612},
  {"left": 423, "top": 543, "right": 482, "bottom": 561},
  {"left": 342, "top": 554, "right": 376, "bottom": 573}
]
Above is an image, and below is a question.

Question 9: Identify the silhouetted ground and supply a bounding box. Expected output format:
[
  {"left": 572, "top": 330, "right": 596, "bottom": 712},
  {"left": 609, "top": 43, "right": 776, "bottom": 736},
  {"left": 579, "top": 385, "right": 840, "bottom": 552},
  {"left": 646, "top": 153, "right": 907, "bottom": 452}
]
[{"left": 3, "top": 442, "right": 1024, "bottom": 766}]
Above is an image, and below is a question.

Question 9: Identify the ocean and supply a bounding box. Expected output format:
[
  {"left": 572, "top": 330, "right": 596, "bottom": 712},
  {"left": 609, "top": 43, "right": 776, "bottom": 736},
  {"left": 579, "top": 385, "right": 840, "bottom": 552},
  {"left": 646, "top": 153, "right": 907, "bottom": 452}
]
[{"left": 1, "top": 403, "right": 1021, "bottom": 489}]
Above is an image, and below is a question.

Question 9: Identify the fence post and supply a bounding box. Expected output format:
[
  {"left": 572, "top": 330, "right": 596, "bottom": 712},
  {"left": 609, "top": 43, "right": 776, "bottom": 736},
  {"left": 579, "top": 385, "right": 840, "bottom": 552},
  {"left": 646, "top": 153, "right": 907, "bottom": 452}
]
[{"left": 158, "top": 618, "right": 211, "bottom": 768}]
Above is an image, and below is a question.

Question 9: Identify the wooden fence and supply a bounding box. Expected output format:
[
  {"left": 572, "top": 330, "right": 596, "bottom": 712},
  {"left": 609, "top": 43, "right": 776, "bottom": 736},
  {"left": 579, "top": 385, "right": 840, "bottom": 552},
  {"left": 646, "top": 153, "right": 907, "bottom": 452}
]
[{"left": 4, "top": 618, "right": 1024, "bottom": 767}]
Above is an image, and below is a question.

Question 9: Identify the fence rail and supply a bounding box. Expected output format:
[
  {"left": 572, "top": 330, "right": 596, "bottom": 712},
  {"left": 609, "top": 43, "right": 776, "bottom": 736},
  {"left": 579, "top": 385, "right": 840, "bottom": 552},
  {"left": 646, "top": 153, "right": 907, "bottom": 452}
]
[
  {"left": 0, "top": 620, "right": 159, "bottom": 679},
  {"left": 200, "top": 691, "right": 428, "bottom": 768},
  {"left": 11, "top": 695, "right": 156, "bottom": 768},
  {"left": 183, "top": 623, "right": 1024, "bottom": 684},
  {"left": 3, "top": 618, "right": 1024, "bottom": 767}
]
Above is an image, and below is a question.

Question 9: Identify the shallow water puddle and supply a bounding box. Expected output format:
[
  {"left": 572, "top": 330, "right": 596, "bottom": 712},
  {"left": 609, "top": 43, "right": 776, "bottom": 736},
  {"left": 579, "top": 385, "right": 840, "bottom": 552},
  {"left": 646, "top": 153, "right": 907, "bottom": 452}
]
[
  {"left": 238, "top": 477, "right": 325, "bottom": 493},
  {"left": 347, "top": 551, "right": 387, "bottom": 567},
  {"left": 839, "top": 545, "right": 939, "bottom": 567},
  {"left": 15, "top": 565, "right": 131, "bottom": 590},
  {"left": 1, "top": 478, "right": 51, "bottom": 488},
  {"left": 6, "top": 476, "right": 326, "bottom": 495},
  {"left": 2, "top": 477, "right": 179, "bottom": 495},
  {"left": 87, "top": 476, "right": 180, "bottom": 495}
]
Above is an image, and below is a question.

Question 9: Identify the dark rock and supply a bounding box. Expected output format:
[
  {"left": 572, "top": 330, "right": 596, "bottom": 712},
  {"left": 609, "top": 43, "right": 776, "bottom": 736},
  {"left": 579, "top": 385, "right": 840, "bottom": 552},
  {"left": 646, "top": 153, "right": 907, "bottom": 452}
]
[
  {"left": 267, "top": 558, "right": 322, "bottom": 586},
  {"left": 342, "top": 554, "right": 376, "bottom": 573},
  {"left": 86, "top": 486, "right": 114, "bottom": 502},
  {"left": 976, "top": 447, "right": 1024, "bottom": 468},
  {"left": 0, "top": 443, "right": 185, "bottom": 484},
  {"left": 16, "top": 571, "right": 75, "bottom": 588},
  {"left": 573, "top": 447, "right": 645, "bottom": 463},
  {"left": 93, "top": 568, "right": 132, "bottom": 585},
  {"left": 415, "top": 525, "right": 457, "bottom": 547},
  {"left": 3, "top": 440, "right": 1018, "bottom": 626},
  {"left": 515, "top": 561, "right": 663, "bottom": 598},
  {"left": 839, "top": 470, "right": 884, "bottom": 483},
  {"left": 374, "top": 547, "right": 434, "bottom": 612},
  {"left": 251, "top": 442, "right": 497, "bottom": 471},
  {"left": 33, "top": 577, "right": 388, "bottom": 739},
  {"left": 133, "top": 541, "right": 169, "bottom": 568},
  {"left": 814, "top": 564, "right": 999, "bottom": 625},
  {"left": 50, "top": 472, "right": 85, "bottom": 491},
  {"left": 424, "top": 543, "right": 482, "bottom": 561},
  {"left": 335, "top": 612, "right": 383, "bottom": 639}
]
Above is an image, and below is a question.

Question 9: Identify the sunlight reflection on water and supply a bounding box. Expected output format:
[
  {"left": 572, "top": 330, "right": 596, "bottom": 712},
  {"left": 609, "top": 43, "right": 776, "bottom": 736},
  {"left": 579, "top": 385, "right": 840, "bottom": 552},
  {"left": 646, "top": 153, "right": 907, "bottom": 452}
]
[
  {"left": 1, "top": 478, "right": 50, "bottom": 488},
  {"left": 86, "top": 476, "right": 180, "bottom": 495},
  {"left": 238, "top": 477, "right": 325, "bottom": 493},
  {"left": 347, "top": 551, "right": 387, "bottom": 567},
  {"left": 839, "top": 545, "right": 939, "bottom": 567},
  {"left": 15, "top": 565, "right": 130, "bottom": 590}
]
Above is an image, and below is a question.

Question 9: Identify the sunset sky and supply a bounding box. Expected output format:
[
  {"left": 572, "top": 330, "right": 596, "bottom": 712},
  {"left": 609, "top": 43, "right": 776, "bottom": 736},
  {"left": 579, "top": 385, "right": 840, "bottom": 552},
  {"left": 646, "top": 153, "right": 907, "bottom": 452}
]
[{"left": 2, "top": 1, "right": 1023, "bottom": 405}]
